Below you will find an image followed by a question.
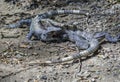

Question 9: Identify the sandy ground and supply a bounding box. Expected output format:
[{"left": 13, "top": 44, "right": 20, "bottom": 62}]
[{"left": 0, "top": 0, "right": 120, "bottom": 82}]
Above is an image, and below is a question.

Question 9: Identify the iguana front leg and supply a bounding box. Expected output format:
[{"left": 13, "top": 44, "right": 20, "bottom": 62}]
[{"left": 26, "top": 16, "right": 45, "bottom": 40}]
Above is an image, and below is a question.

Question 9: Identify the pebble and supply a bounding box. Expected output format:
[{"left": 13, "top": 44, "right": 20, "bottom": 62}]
[
  {"left": 40, "top": 75, "right": 47, "bottom": 80},
  {"left": 32, "top": 52, "right": 38, "bottom": 55},
  {"left": 33, "top": 79, "right": 39, "bottom": 82},
  {"left": 91, "top": 78, "right": 96, "bottom": 82},
  {"left": 77, "top": 71, "right": 91, "bottom": 78},
  {"left": 16, "top": 54, "right": 23, "bottom": 58},
  {"left": 73, "top": 22, "right": 79, "bottom": 25},
  {"left": 3, "top": 52, "right": 9, "bottom": 56},
  {"left": 93, "top": 75, "right": 99, "bottom": 79},
  {"left": 64, "top": 64, "right": 70, "bottom": 68},
  {"left": 95, "top": 70, "right": 101, "bottom": 75},
  {"left": 88, "top": 64, "right": 94, "bottom": 67},
  {"left": 99, "top": 54, "right": 109, "bottom": 60}
]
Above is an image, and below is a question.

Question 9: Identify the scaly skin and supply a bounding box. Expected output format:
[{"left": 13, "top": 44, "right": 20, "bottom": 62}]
[
  {"left": 28, "top": 30, "right": 120, "bottom": 65},
  {"left": 6, "top": 10, "right": 89, "bottom": 40},
  {"left": 5, "top": 10, "right": 120, "bottom": 65},
  {"left": 28, "top": 31, "right": 96, "bottom": 65},
  {"left": 28, "top": 33, "right": 99, "bottom": 65},
  {"left": 37, "top": 10, "right": 89, "bottom": 19},
  {"left": 26, "top": 16, "right": 69, "bottom": 42},
  {"left": 26, "top": 15, "right": 43, "bottom": 40},
  {"left": 31, "top": 19, "right": 90, "bottom": 49},
  {"left": 39, "top": 19, "right": 90, "bottom": 49},
  {"left": 27, "top": 10, "right": 89, "bottom": 40},
  {"left": 6, "top": 10, "right": 88, "bottom": 28}
]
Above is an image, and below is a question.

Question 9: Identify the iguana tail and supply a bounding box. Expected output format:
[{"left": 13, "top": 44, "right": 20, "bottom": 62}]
[
  {"left": 28, "top": 38, "right": 99, "bottom": 65},
  {"left": 5, "top": 10, "right": 89, "bottom": 28},
  {"left": 38, "top": 10, "right": 89, "bottom": 19},
  {"left": 5, "top": 19, "right": 32, "bottom": 28}
]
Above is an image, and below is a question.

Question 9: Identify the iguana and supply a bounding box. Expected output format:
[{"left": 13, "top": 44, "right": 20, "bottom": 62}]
[
  {"left": 32, "top": 18, "right": 90, "bottom": 49},
  {"left": 5, "top": 10, "right": 120, "bottom": 65},
  {"left": 6, "top": 10, "right": 89, "bottom": 39},
  {"left": 6, "top": 10, "right": 91, "bottom": 49},
  {"left": 26, "top": 18, "right": 120, "bottom": 65},
  {"left": 28, "top": 27, "right": 120, "bottom": 65}
]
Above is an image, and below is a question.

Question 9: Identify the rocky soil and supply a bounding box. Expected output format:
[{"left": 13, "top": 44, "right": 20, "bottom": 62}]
[{"left": 0, "top": 0, "right": 120, "bottom": 82}]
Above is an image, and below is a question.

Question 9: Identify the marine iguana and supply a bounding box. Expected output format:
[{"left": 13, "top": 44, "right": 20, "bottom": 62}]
[
  {"left": 25, "top": 15, "right": 89, "bottom": 50},
  {"left": 27, "top": 30, "right": 120, "bottom": 65},
  {"left": 27, "top": 10, "right": 89, "bottom": 40},
  {"left": 5, "top": 10, "right": 120, "bottom": 65},
  {"left": 6, "top": 10, "right": 91, "bottom": 49},
  {"left": 6, "top": 10, "right": 89, "bottom": 39},
  {"left": 27, "top": 22, "right": 120, "bottom": 65}
]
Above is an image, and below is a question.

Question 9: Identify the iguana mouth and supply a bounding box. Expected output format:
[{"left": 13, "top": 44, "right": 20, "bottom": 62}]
[{"left": 40, "top": 27, "right": 68, "bottom": 42}]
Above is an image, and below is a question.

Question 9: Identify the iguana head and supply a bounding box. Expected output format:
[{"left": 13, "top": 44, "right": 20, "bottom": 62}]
[{"left": 41, "top": 26, "right": 68, "bottom": 42}]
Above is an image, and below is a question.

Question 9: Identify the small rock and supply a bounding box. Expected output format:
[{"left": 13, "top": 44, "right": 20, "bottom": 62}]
[
  {"left": 3, "top": 52, "right": 9, "bottom": 56},
  {"left": 72, "top": 78, "right": 81, "bottom": 82},
  {"left": 46, "top": 67, "right": 54, "bottom": 72},
  {"left": 19, "top": 44, "right": 28, "bottom": 48},
  {"left": 64, "top": 54, "right": 69, "bottom": 57},
  {"left": 64, "top": 64, "right": 70, "bottom": 68},
  {"left": 73, "top": 22, "right": 79, "bottom": 25},
  {"left": 88, "top": 64, "right": 94, "bottom": 67},
  {"left": 40, "top": 75, "right": 47, "bottom": 80},
  {"left": 32, "top": 52, "right": 38, "bottom": 55},
  {"left": 77, "top": 71, "right": 91, "bottom": 78},
  {"left": 53, "top": 76, "right": 57, "bottom": 80},
  {"left": 93, "top": 75, "right": 99, "bottom": 79},
  {"left": 91, "top": 78, "right": 96, "bottom": 82},
  {"left": 16, "top": 54, "right": 22, "bottom": 58},
  {"left": 33, "top": 79, "right": 39, "bottom": 82},
  {"left": 99, "top": 54, "right": 109, "bottom": 60},
  {"left": 95, "top": 70, "right": 101, "bottom": 75}
]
